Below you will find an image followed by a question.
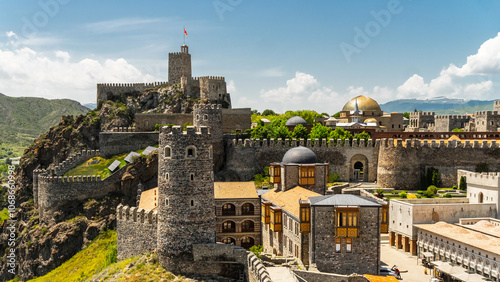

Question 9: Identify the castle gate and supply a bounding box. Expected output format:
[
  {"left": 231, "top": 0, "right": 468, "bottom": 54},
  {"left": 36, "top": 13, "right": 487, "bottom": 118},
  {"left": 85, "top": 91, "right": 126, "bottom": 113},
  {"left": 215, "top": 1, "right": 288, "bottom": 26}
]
[{"left": 350, "top": 154, "right": 369, "bottom": 182}]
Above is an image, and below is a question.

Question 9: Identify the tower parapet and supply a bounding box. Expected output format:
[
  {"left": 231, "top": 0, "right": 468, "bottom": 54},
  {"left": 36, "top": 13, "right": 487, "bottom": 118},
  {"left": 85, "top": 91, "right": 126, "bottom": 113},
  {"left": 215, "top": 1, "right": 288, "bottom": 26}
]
[
  {"left": 193, "top": 104, "right": 224, "bottom": 171},
  {"left": 168, "top": 44, "right": 192, "bottom": 85}
]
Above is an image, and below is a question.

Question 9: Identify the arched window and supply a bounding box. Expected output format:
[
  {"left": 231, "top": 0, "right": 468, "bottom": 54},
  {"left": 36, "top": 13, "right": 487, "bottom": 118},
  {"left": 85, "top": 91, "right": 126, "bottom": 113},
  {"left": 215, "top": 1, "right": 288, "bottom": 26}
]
[
  {"left": 186, "top": 146, "right": 197, "bottom": 159},
  {"left": 222, "top": 221, "right": 235, "bottom": 232},
  {"left": 222, "top": 237, "right": 236, "bottom": 245},
  {"left": 479, "top": 192, "right": 484, "bottom": 203},
  {"left": 204, "top": 114, "right": 208, "bottom": 121},
  {"left": 222, "top": 203, "right": 236, "bottom": 216},
  {"left": 241, "top": 220, "right": 255, "bottom": 232},
  {"left": 242, "top": 203, "right": 254, "bottom": 215},
  {"left": 241, "top": 237, "right": 255, "bottom": 249},
  {"left": 164, "top": 146, "right": 172, "bottom": 158}
]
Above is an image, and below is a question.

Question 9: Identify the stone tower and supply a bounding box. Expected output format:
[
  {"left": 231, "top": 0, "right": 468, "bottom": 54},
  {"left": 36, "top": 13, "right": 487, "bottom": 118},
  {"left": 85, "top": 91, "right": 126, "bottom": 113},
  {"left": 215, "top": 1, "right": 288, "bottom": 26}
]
[
  {"left": 193, "top": 104, "right": 224, "bottom": 172},
  {"left": 157, "top": 125, "right": 216, "bottom": 271},
  {"left": 168, "top": 45, "right": 192, "bottom": 84}
]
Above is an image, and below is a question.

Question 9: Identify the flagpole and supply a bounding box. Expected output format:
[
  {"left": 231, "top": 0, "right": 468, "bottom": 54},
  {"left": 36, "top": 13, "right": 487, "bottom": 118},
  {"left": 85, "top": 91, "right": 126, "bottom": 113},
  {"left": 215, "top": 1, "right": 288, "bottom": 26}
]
[{"left": 183, "top": 26, "right": 185, "bottom": 45}]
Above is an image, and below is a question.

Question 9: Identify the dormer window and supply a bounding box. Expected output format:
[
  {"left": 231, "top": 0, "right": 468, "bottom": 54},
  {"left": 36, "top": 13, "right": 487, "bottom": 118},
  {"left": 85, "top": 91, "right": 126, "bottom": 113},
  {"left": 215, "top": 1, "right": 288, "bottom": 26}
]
[
  {"left": 269, "top": 164, "right": 281, "bottom": 184},
  {"left": 186, "top": 146, "right": 197, "bottom": 159}
]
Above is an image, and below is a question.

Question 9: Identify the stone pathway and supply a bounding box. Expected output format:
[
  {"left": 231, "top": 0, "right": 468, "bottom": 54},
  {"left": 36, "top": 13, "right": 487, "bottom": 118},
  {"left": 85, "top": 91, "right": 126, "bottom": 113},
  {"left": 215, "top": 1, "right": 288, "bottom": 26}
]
[{"left": 266, "top": 266, "right": 297, "bottom": 282}]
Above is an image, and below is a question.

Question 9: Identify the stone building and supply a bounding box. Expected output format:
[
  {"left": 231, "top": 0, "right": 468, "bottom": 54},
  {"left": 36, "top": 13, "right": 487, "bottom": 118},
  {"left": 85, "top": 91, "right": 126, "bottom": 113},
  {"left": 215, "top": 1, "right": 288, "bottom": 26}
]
[
  {"left": 336, "top": 95, "right": 404, "bottom": 132},
  {"left": 458, "top": 170, "right": 500, "bottom": 214},
  {"left": 434, "top": 115, "right": 471, "bottom": 132},
  {"left": 388, "top": 198, "right": 497, "bottom": 255},
  {"left": 407, "top": 111, "right": 435, "bottom": 132},
  {"left": 416, "top": 219, "right": 500, "bottom": 281},
  {"left": 475, "top": 110, "right": 500, "bottom": 132},
  {"left": 285, "top": 116, "right": 312, "bottom": 132},
  {"left": 214, "top": 182, "right": 261, "bottom": 248},
  {"left": 261, "top": 146, "right": 382, "bottom": 275}
]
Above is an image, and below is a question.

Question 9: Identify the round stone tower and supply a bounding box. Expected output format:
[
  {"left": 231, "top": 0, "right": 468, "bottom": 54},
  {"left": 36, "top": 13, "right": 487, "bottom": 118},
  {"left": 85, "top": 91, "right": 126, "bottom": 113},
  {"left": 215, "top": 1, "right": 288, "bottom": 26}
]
[
  {"left": 157, "top": 125, "right": 216, "bottom": 271},
  {"left": 193, "top": 104, "right": 224, "bottom": 172}
]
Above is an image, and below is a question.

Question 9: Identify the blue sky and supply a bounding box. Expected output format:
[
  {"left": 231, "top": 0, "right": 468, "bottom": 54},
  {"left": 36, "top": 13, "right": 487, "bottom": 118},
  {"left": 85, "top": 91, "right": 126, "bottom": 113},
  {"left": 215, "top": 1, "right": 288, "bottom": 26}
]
[{"left": 0, "top": 0, "right": 499, "bottom": 113}]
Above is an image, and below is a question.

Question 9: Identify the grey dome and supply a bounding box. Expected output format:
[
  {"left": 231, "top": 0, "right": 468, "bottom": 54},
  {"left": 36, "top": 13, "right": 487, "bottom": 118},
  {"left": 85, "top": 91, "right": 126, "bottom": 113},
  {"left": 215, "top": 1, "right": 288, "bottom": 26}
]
[
  {"left": 282, "top": 146, "right": 317, "bottom": 164},
  {"left": 285, "top": 116, "right": 308, "bottom": 126}
]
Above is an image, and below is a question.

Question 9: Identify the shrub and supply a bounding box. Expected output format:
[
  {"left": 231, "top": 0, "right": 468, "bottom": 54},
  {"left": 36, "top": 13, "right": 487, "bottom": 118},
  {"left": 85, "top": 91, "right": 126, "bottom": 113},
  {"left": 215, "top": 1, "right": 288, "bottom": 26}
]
[
  {"left": 376, "top": 188, "right": 384, "bottom": 198},
  {"left": 250, "top": 245, "right": 263, "bottom": 258},
  {"left": 399, "top": 191, "right": 407, "bottom": 199},
  {"left": 329, "top": 173, "right": 341, "bottom": 183},
  {"left": 407, "top": 194, "right": 418, "bottom": 199},
  {"left": 391, "top": 190, "right": 399, "bottom": 195},
  {"left": 417, "top": 190, "right": 424, "bottom": 195},
  {"left": 427, "top": 185, "right": 438, "bottom": 195},
  {"left": 423, "top": 190, "right": 434, "bottom": 198},
  {"left": 452, "top": 185, "right": 457, "bottom": 190},
  {"left": 444, "top": 193, "right": 452, "bottom": 198}
]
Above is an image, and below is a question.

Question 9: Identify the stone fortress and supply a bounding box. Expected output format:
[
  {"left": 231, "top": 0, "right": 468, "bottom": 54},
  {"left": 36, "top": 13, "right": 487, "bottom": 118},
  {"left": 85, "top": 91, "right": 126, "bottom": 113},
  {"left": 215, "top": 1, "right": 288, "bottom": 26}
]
[
  {"left": 407, "top": 100, "right": 500, "bottom": 133},
  {"left": 31, "top": 43, "right": 500, "bottom": 280}
]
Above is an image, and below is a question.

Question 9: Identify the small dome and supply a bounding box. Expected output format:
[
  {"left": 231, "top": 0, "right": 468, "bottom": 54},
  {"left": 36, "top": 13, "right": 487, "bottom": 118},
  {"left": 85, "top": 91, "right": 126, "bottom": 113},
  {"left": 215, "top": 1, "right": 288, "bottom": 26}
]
[
  {"left": 364, "top": 118, "right": 377, "bottom": 123},
  {"left": 282, "top": 146, "right": 317, "bottom": 164},
  {"left": 342, "top": 95, "right": 382, "bottom": 112},
  {"left": 286, "top": 116, "right": 308, "bottom": 126}
]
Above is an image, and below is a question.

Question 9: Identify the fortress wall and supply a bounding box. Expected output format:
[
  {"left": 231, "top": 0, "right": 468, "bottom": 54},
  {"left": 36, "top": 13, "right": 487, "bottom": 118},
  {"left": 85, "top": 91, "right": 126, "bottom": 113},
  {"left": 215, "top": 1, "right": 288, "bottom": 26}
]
[
  {"left": 97, "top": 82, "right": 168, "bottom": 106},
  {"left": 52, "top": 150, "right": 100, "bottom": 176},
  {"left": 475, "top": 111, "right": 500, "bottom": 132},
  {"left": 221, "top": 108, "right": 252, "bottom": 134},
  {"left": 99, "top": 132, "right": 159, "bottom": 157},
  {"left": 116, "top": 205, "right": 158, "bottom": 260},
  {"left": 224, "top": 138, "right": 378, "bottom": 182},
  {"left": 377, "top": 139, "right": 500, "bottom": 189},
  {"left": 135, "top": 113, "right": 193, "bottom": 131},
  {"left": 38, "top": 165, "right": 128, "bottom": 221}
]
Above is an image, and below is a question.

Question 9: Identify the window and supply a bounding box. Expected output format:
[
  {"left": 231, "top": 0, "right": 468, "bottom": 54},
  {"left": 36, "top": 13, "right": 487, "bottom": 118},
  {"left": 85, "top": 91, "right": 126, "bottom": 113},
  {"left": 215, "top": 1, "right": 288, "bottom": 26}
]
[
  {"left": 346, "top": 238, "right": 352, "bottom": 253},
  {"left": 204, "top": 114, "right": 208, "bottom": 120},
  {"left": 241, "top": 220, "right": 254, "bottom": 232},
  {"left": 270, "top": 165, "right": 281, "bottom": 183},
  {"left": 335, "top": 238, "right": 341, "bottom": 253},
  {"left": 299, "top": 166, "right": 315, "bottom": 185},
  {"left": 222, "top": 237, "right": 235, "bottom": 245},
  {"left": 338, "top": 211, "right": 358, "bottom": 227},
  {"left": 336, "top": 208, "right": 359, "bottom": 237},
  {"left": 222, "top": 203, "right": 236, "bottom": 216},
  {"left": 190, "top": 200, "right": 194, "bottom": 206},
  {"left": 165, "top": 198, "right": 169, "bottom": 206},
  {"left": 164, "top": 173, "right": 169, "bottom": 181},
  {"left": 145, "top": 120, "right": 149, "bottom": 127},
  {"left": 222, "top": 221, "right": 235, "bottom": 232},
  {"left": 242, "top": 203, "right": 254, "bottom": 215},
  {"left": 186, "top": 146, "right": 197, "bottom": 159},
  {"left": 164, "top": 146, "right": 172, "bottom": 158},
  {"left": 209, "top": 146, "right": 213, "bottom": 159},
  {"left": 196, "top": 114, "right": 200, "bottom": 121},
  {"left": 190, "top": 173, "right": 194, "bottom": 181}
]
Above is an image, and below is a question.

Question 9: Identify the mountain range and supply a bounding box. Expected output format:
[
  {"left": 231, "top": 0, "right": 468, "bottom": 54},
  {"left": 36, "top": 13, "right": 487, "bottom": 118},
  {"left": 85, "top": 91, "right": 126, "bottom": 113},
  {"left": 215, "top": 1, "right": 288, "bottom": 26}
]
[
  {"left": 380, "top": 97, "right": 496, "bottom": 113},
  {"left": 0, "top": 93, "right": 89, "bottom": 158}
]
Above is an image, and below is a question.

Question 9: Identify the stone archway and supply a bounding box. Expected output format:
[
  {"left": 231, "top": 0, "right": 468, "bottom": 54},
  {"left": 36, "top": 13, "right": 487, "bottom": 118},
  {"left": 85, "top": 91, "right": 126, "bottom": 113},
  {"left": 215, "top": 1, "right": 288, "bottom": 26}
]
[{"left": 350, "top": 154, "right": 369, "bottom": 182}]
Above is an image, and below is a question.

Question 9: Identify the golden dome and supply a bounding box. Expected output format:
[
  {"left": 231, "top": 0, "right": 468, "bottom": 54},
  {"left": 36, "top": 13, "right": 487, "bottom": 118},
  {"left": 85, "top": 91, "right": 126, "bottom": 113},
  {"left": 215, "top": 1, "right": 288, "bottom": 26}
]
[
  {"left": 364, "top": 118, "right": 378, "bottom": 123},
  {"left": 342, "top": 95, "right": 382, "bottom": 112}
]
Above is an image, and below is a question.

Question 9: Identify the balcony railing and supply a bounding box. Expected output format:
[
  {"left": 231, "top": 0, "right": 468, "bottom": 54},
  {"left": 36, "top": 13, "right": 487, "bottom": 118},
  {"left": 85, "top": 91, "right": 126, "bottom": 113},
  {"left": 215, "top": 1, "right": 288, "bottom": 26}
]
[
  {"left": 241, "top": 227, "right": 254, "bottom": 232},
  {"left": 242, "top": 210, "right": 254, "bottom": 215},
  {"left": 222, "top": 228, "right": 236, "bottom": 233},
  {"left": 222, "top": 210, "right": 236, "bottom": 216}
]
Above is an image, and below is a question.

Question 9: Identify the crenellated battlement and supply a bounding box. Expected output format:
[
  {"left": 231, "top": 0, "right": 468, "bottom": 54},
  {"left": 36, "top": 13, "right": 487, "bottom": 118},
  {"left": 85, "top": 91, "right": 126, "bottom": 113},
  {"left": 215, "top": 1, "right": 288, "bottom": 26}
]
[
  {"left": 193, "top": 104, "right": 222, "bottom": 110},
  {"left": 39, "top": 175, "right": 102, "bottom": 183},
  {"left": 116, "top": 204, "right": 158, "bottom": 225},
  {"left": 160, "top": 125, "right": 210, "bottom": 136},
  {"left": 476, "top": 111, "right": 499, "bottom": 116},
  {"left": 410, "top": 111, "right": 435, "bottom": 117},
  {"left": 229, "top": 138, "right": 376, "bottom": 148},
  {"left": 377, "top": 138, "right": 498, "bottom": 149},
  {"left": 97, "top": 82, "right": 168, "bottom": 88},
  {"left": 457, "top": 169, "right": 500, "bottom": 188},
  {"left": 104, "top": 127, "right": 136, "bottom": 133},
  {"left": 435, "top": 115, "right": 470, "bottom": 120}
]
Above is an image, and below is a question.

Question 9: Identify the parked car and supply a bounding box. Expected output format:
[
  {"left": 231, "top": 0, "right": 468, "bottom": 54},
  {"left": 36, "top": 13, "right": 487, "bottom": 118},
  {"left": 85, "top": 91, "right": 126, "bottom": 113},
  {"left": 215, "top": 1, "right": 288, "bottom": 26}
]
[{"left": 380, "top": 267, "right": 399, "bottom": 278}]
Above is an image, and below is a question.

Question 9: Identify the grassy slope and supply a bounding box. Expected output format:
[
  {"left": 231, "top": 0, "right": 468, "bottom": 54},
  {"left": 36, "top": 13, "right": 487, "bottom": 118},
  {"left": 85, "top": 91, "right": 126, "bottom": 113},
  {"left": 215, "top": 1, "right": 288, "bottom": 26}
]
[
  {"left": 434, "top": 104, "right": 494, "bottom": 115},
  {"left": 26, "top": 230, "right": 188, "bottom": 282},
  {"left": 0, "top": 93, "right": 89, "bottom": 157}
]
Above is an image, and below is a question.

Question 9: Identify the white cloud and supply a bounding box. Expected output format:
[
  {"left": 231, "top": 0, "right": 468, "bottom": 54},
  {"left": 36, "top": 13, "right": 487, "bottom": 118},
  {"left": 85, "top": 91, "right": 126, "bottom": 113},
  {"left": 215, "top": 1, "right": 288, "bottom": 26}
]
[
  {"left": 258, "top": 67, "right": 286, "bottom": 77},
  {"left": 6, "top": 31, "right": 17, "bottom": 39},
  {"left": 85, "top": 18, "right": 166, "bottom": 34},
  {"left": 0, "top": 44, "right": 155, "bottom": 103},
  {"left": 227, "top": 80, "right": 236, "bottom": 94}
]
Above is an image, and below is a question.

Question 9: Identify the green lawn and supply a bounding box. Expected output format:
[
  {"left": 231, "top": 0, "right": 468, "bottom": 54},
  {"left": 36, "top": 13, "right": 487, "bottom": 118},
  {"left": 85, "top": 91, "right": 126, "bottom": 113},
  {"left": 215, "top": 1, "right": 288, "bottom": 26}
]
[
  {"left": 29, "top": 230, "right": 117, "bottom": 282},
  {"left": 64, "top": 146, "right": 158, "bottom": 180}
]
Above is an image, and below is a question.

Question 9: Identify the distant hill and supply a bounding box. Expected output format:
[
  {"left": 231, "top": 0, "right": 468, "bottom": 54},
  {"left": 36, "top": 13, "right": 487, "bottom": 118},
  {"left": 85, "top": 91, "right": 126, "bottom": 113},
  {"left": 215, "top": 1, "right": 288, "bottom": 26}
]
[
  {"left": 434, "top": 104, "right": 494, "bottom": 115},
  {"left": 380, "top": 97, "right": 496, "bottom": 113},
  {"left": 0, "top": 93, "right": 89, "bottom": 157},
  {"left": 84, "top": 103, "right": 97, "bottom": 109}
]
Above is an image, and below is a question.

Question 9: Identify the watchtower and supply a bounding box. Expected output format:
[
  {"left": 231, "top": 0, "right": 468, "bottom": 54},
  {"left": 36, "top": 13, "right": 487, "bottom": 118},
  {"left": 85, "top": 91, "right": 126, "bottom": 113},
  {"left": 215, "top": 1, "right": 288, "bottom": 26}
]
[
  {"left": 168, "top": 45, "right": 192, "bottom": 85},
  {"left": 193, "top": 104, "right": 224, "bottom": 172},
  {"left": 157, "top": 125, "right": 216, "bottom": 271}
]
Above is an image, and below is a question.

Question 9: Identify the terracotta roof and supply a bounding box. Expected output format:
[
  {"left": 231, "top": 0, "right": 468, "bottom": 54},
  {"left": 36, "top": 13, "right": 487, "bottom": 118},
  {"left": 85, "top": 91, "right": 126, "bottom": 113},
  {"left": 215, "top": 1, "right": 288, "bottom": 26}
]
[
  {"left": 261, "top": 186, "right": 321, "bottom": 218},
  {"left": 414, "top": 221, "right": 500, "bottom": 255},
  {"left": 139, "top": 187, "right": 158, "bottom": 210},
  {"left": 364, "top": 274, "right": 399, "bottom": 282},
  {"left": 214, "top": 182, "right": 258, "bottom": 199}
]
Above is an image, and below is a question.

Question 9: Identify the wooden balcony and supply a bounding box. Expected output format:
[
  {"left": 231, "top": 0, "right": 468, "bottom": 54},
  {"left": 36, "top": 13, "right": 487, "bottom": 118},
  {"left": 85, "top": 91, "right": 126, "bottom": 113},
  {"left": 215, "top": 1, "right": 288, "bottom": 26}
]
[{"left": 336, "top": 227, "right": 358, "bottom": 238}]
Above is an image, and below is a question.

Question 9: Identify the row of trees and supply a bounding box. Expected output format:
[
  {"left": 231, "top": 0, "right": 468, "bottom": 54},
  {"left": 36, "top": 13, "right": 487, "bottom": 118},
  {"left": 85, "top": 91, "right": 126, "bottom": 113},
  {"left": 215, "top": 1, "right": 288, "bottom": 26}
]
[{"left": 250, "top": 119, "right": 370, "bottom": 145}]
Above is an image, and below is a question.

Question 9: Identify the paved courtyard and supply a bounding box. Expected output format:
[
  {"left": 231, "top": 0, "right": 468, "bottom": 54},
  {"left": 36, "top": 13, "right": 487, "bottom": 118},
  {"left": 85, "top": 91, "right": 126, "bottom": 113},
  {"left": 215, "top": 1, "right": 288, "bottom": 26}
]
[{"left": 381, "top": 235, "right": 432, "bottom": 282}]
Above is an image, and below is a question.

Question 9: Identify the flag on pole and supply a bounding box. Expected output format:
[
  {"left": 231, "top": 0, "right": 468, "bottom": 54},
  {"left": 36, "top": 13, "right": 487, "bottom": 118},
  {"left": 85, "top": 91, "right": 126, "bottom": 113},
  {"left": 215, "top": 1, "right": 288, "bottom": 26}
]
[{"left": 184, "top": 28, "right": 188, "bottom": 36}]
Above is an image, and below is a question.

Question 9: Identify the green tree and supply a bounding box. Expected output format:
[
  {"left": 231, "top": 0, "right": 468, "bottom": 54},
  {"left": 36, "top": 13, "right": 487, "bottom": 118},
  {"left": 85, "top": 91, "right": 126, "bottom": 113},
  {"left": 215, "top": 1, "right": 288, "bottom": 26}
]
[
  {"left": 329, "top": 127, "right": 353, "bottom": 145},
  {"left": 320, "top": 112, "right": 329, "bottom": 117},
  {"left": 333, "top": 112, "right": 341, "bottom": 118},
  {"left": 431, "top": 170, "right": 441, "bottom": 187},
  {"left": 274, "top": 125, "right": 292, "bottom": 140},
  {"left": 403, "top": 112, "right": 410, "bottom": 119},
  {"left": 292, "top": 124, "right": 308, "bottom": 139},
  {"left": 262, "top": 109, "right": 276, "bottom": 116},
  {"left": 452, "top": 128, "right": 464, "bottom": 132},
  {"left": 353, "top": 131, "right": 370, "bottom": 145},
  {"left": 309, "top": 123, "right": 331, "bottom": 143},
  {"left": 459, "top": 176, "right": 467, "bottom": 191},
  {"left": 251, "top": 109, "right": 260, "bottom": 115}
]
